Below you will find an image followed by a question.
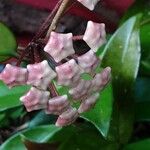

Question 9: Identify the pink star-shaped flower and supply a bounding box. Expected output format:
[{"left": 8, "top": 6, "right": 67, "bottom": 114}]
[
  {"left": 0, "top": 64, "right": 27, "bottom": 88},
  {"left": 44, "top": 32, "right": 75, "bottom": 62},
  {"left": 20, "top": 87, "right": 50, "bottom": 112},
  {"left": 55, "top": 107, "right": 79, "bottom": 127},
  {"left": 27, "top": 60, "right": 56, "bottom": 90},
  {"left": 56, "top": 59, "right": 83, "bottom": 87},
  {"left": 77, "top": 50, "right": 100, "bottom": 73},
  {"left": 77, "top": 0, "right": 100, "bottom": 10},
  {"left": 46, "top": 95, "right": 70, "bottom": 115},
  {"left": 83, "top": 21, "right": 106, "bottom": 52}
]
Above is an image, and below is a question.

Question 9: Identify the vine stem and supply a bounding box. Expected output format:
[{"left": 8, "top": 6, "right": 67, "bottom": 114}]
[{"left": 46, "top": 0, "right": 71, "bottom": 37}]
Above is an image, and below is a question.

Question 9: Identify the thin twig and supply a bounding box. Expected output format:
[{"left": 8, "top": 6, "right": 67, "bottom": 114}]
[{"left": 46, "top": 0, "right": 71, "bottom": 37}]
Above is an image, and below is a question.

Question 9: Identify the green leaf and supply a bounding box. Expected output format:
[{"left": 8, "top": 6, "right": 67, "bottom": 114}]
[
  {"left": 0, "top": 81, "right": 30, "bottom": 111},
  {"left": 123, "top": 139, "right": 150, "bottom": 150},
  {"left": 0, "top": 125, "right": 61, "bottom": 150},
  {"left": 102, "top": 15, "right": 141, "bottom": 143},
  {"left": 134, "top": 77, "right": 150, "bottom": 121},
  {"left": 50, "top": 123, "right": 119, "bottom": 150},
  {"left": 81, "top": 83, "right": 113, "bottom": 137},
  {"left": 0, "top": 22, "right": 17, "bottom": 61}
]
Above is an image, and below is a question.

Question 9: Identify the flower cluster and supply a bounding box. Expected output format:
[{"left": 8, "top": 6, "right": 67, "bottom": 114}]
[{"left": 0, "top": 20, "right": 111, "bottom": 127}]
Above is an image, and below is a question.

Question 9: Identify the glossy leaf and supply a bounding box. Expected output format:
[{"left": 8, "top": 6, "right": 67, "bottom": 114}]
[
  {"left": 134, "top": 78, "right": 150, "bottom": 121},
  {"left": 102, "top": 15, "right": 141, "bottom": 143},
  {"left": 0, "top": 23, "right": 17, "bottom": 61},
  {"left": 123, "top": 139, "right": 150, "bottom": 150},
  {"left": 0, "top": 81, "right": 30, "bottom": 111},
  {"left": 0, "top": 125, "right": 61, "bottom": 150},
  {"left": 50, "top": 123, "right": 118, "bottom": 150},
  {"left": 81, "top": 83, "right": 113, "bottom": 137}
]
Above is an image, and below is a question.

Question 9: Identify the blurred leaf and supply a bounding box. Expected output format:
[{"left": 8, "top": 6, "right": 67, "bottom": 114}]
[
  {"left": 134, "top": 77, "right": 150, "bottom": 121},
  {"left": 0, "top": 81, "right": 30, "bottom": 111},
  {"left": 50, "top": 123, "right": 119, "bottom": 150},
  {"left": 120, "top": 0, "right": 150, "bottom": 76},
  {"left": 123, "top": 139, "right": 150, "bottom": 150},
  {"left": 22, "top": 136, "right": 59, "bottom": 150},
  {"left": 0, "top": 125, "right": 61, "bottom": 150},
  {"left": 102, "top": 15, "right": 141, "bottom": 143},
  {"left": 28, "top": 111, "right": 57, "bottom": 128},
  {"left": 81, "top": 83, "right": 113, "bottom": 137},
  {"left": 0, "top": 22, "right": 17, "bottom": 61}
]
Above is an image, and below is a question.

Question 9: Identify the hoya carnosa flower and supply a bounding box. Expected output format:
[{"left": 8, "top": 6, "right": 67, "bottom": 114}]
[
  {"left": 44, "top": 32, "right": 75, "bottom": 63},
  {"left": 55, "top": 107, "right": 79, "bottom": 127},
  {"left": 56, "top": 59, "right": 83, "bottom": 87},
  {"left": 92, "top": 67, "right": 111, "bottom": 92},
  {"left": 0, "top": 64, "right": 27, "bottom": 88},
  {"left": 77, "top": 0, "right": 100, "bottom": 10},
  {"left": 27, "top": 60, "right": 56, "bottom": 90},
  {"left": 83, "top": 21, "right": 106, "bottom": 52},
  {"left": 77, "top": 50, "right": 100, "bottom": 73},
  {"left": 78, "top": 93, "right": 99, "bottom": 113},
  {"left": 20, "top": 87, "right": 50, "bottom": 112},
  {"left": 69, "top": 79, "right": 92, "bottom": 100},
  {"left": 46, "top": 95, "right": 70, "bottom": 115}
]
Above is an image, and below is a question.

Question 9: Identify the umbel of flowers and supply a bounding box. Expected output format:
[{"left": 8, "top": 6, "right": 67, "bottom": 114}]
[{"left": 0, "top": 1, "right": 111, "bottom": 127}]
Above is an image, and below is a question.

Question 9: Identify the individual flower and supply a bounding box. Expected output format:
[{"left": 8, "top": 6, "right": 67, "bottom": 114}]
[
  {"left": 55, "top": 107, "right": 79, "bottom": 127},
  {"left": 0, "top": 64, "right": 27, "bottom": 88},
  {"left": 20, "top": 87, "right": 50, "bottom": 112},
  {"left": 78, "top": 93, "right": 99, "bottom": 113},
  {"left": 46, "top": 95, "right": 70, "bottom": 115},
  {"left": 77, "top": 0, "right": 100, "bottom": 10},
  {"left": 44, "top": 32, "right": 75, "bottom": 62},
  {"left": 27, "top": 60, "right": 56, "bottom": 90},
  {"left": 83, "top": 21, "right": 106, "bottom": 52},
  {"left": 56, "top": 59, "right": 83, "bottom": 87},
  {"left": 77, "top": 50, "right": 100, "bottom": 73}
]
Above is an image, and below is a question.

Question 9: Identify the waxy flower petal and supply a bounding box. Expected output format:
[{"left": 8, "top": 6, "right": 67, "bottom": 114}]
[
  {"left": 20, "top": 87, "right": 50, "bottom": 112},
  {"left": 77, "top": 0, "right": 100, "bottom": 10},
  {"left": 77, "top": 50, "right": 100, "bottom": 73},
  {"left": 55, "top": 107, "right": 78, "bottom": 127},
  {"left": 92, "top": 67, "right": 111, "bottom": 92},
  {"left": 78, "top": 93, "right": 99, "bottom": 113},
  {"left": 69, "top": 79, "right": 92, "bottom": 100},
  {"left": 44, "top": 32, "right": 75, "bottom": 62},
  {"left": 83, "top": 21, "right": 106, "bottom": 52},
  {"left": 56, "top": 59, "right": 83, "bottom": 87},
  {"left": 27, "top": 60, "right": 56, "bottom": 90},
  {"left": 46, "top": 95, "right": 70, "bottom": 115},
  {"left": 0, "top": 64, "right": 27, "bottom": 88}
]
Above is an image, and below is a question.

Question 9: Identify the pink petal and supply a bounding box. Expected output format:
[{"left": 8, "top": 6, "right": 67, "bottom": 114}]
[
  {"left": 77, "top": 50, "right": 100, "bottom": 73},
  {"left": 44, "top": 32, "right": 75, "bottom": 62},
  {"left": 46, "top": 95, "right": 70, "bottom": 115},
  {"left": 55, "top": 107, "right": 78, "bottom": 127},
  {"left": 20, "top": 87, "right": 50, "bottom": 112},
  {"left": 77, "top": 0, "right": 100, "bottom": 10},
  {"left": 83, "top": 21, "right": 106, "bottom": 52},
  {"left": 78, "top": 93, "right": 99, "bottom": 113},
  {"left": 56, "top": 59, "right": 83, "bottom": 87}
]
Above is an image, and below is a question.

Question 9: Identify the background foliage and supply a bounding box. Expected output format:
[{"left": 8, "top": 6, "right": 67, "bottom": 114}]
[{"left": 0, "top": 0, "right": 150, "bottom": 149}]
